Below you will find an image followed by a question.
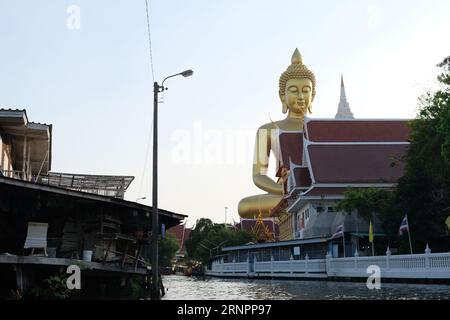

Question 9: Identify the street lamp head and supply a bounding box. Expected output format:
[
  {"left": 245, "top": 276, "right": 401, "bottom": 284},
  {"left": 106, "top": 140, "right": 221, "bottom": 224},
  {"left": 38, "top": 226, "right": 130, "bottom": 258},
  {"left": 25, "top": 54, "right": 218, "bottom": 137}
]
[
  {"left": 161, "top": 69, "right": 194, "bottom": 88},
  {"left": 181, "top": 69, "right": 194, "bottom": 77}
]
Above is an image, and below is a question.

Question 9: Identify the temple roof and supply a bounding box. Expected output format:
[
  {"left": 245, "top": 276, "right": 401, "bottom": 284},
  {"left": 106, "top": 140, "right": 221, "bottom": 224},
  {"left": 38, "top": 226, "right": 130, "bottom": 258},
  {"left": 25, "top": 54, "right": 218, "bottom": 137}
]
[
  {"left": 302, "top": 187, "right": 347, "bottom": 196},
  {"left": 271, "top": 118, "right": 412, "bottom": 216},
  {"left": 238, "top": 218, "right": 280, "bottom": 241},
  {"left": 167, "top": 224, "right": 191, "bottom": 254},
  {"left": 307, "top": 143, "right": 409, "bottom": 184},
  {"left": 305, "top": 119, "right": 411, "bottom": 143},
  {"left": 292, "top": 166, "right": 312, "bottom": 187},
  {"left": 276, "top": 131, "right": 303, "bottom": 177}
]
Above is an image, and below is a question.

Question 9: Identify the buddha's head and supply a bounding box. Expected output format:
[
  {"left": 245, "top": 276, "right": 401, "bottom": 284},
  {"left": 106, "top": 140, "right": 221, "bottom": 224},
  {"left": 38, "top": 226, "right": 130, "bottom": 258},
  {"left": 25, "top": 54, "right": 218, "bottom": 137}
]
[{"left": 279, "top": 48, "right": 316, "bottom": 115}]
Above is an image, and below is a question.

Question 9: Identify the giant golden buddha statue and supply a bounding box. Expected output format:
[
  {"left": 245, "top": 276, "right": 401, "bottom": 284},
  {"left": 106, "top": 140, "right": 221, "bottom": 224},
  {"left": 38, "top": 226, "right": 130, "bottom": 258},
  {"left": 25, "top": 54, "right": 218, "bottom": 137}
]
[{"left": 238, "top": 48, "right": 316, "bottom": 219}]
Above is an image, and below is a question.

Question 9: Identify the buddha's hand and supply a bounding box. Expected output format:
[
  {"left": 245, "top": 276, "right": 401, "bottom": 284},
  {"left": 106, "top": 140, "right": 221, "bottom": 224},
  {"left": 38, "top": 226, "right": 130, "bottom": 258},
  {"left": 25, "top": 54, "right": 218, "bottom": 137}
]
[{"left": 278, "top": 168, "right": 290, "bottom": 195}]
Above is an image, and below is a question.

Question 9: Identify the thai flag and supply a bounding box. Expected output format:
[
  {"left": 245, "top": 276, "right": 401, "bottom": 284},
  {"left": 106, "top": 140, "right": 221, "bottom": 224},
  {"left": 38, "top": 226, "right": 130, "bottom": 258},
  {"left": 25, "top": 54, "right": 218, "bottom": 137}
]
[
  {"left": 330, "top": 224, "right": 344, "bottom": 240},
  {"left": 398, "top": 215, "right": 409, "bottom": 236}
]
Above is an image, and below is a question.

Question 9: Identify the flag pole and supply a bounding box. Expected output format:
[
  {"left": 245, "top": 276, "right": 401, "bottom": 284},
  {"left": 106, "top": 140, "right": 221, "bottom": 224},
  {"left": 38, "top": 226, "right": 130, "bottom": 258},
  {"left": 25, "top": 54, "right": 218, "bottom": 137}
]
[
  {"left": 369, "top": 219, "right": 374, "bottom": 256},
  {"left": 407, "top": 229, "right": 413, "bottom": 255},
  {"left": 405, "top": 214, "right": 413, "bottom": 254},
  {"left": 342, "top": 231, "right": 346, "bottom": 258}
]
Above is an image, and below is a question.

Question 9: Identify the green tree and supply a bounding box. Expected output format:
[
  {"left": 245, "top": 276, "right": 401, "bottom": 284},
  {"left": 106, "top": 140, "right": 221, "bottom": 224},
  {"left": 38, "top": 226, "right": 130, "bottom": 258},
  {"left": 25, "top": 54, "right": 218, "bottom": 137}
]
[
  {"left": 387, "top": 56, "right": 450, "bottom": 252},
  {"left": 436, "top": 57, "right": 450, "bottom": 165},
  {"left": 185, "top": 218, "right": 214, "bottom": 262},
  {"left": 142, "top": 233, "right": 180, "bottom": 267},
  {"left": 159, "top": 233, "right": 180, "bottom": 267},
  {"left": 336, "top": 188, "right": 393, "bottom": 222},
  {"left": 185, "top": 219, "right": 255, "bottom": 264}
]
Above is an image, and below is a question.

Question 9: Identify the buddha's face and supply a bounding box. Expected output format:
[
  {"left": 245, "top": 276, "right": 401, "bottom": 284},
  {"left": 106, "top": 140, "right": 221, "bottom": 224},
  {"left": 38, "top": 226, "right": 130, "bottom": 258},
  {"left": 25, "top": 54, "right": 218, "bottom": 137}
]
[{"left": 281, "top": 78, "right": 313, "bottom": 115}]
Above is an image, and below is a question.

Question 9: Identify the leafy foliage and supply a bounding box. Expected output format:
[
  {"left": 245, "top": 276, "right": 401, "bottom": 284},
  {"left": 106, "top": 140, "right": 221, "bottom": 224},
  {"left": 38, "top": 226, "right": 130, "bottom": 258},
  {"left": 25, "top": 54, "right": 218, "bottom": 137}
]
[
  {"left": 185, "top": 218, "right": 255, "bottom": 264},
  {"left": 158, "top": 233, "right": 180, "bottom": 267},
  {"left": 437, "top": 57, "right": 450, "bottom": 164},
  {"left": 336, "top": 188, "right": 393, "bottom": 222},
  {"left": 390, "top": 57, "right": 450, "bottom": 252},
  {"left": 30, "top": 269, "right": 72, "bottom": 300},
  {"left": 142, "top": 232, "right": 180, "bottom": 267},
  {"left": 125, "top": 276, "right": 147, "bottom": 299}
]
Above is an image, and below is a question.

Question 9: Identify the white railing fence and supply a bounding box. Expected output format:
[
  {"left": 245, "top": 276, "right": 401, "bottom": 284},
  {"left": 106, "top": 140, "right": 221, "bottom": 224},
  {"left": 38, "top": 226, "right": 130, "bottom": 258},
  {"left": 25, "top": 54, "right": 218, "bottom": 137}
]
[
  {"left": 209, "top": 258, "right": 250, "bottom": 275},
  {"left": 209, "top": 255, "right": 326, "bottom": 276},
  {"left": 207, "top": 245, "right": 450, "bottom": 280},
  {"left": 326, "top": 245, "right": 450, "bottom": 279},
  {"left": 254, "top": 255, "right": 326, "bottom": 274}
]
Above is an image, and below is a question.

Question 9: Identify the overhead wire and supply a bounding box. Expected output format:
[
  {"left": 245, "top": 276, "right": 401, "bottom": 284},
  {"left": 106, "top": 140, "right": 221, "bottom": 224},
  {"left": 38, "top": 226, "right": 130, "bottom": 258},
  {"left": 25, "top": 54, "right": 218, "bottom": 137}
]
[{"left": 137, "top": 0, "right": 156, "bottom": 200}]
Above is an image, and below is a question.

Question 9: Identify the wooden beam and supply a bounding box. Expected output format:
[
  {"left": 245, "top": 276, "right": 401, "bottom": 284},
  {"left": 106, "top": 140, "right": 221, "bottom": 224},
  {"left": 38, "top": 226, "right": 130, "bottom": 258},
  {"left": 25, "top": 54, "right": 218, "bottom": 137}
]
[
  {"left": 15, "top": 264, "right": 25, "bottom": 296},
  {"left": 22, "top": 135, "right": 27, "bottom": 178},
  {"left": 0, "top": 134, "right": 4, "bottom": 171},
  {"left": 27, "top": 144, "right": 31, "bottom": 180},
  {"left": 0, "top": 255, "right": 148, "bottom": 275}
]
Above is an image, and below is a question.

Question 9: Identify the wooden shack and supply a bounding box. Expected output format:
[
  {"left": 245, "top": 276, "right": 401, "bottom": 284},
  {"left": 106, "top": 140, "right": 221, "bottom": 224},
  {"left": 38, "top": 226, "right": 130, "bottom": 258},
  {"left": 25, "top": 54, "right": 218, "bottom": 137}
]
[{"left": 0, "top": 175, "right": 186, "bottom": 299}]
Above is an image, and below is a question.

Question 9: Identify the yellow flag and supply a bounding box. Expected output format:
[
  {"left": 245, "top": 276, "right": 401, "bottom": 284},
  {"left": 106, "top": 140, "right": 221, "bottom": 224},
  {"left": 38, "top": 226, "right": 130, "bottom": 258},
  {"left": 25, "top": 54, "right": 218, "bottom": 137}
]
[{"left": 369, "top": 220, "right": 374, "bottom": 243}]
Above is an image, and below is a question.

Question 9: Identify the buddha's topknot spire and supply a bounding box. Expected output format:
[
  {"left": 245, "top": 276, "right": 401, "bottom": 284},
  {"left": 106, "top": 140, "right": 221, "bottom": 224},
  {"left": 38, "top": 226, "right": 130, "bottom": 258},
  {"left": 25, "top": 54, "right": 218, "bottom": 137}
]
[{"left": 291, "top": 48, "right": 303, "bottom": 65}]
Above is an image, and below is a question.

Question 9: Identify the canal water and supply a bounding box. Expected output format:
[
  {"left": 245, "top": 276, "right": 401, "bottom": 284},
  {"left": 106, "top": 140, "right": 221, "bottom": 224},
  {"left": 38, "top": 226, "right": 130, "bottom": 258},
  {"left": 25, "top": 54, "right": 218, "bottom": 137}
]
[{"left": 162, "top": 275, "right": 450, "bottom": 300}]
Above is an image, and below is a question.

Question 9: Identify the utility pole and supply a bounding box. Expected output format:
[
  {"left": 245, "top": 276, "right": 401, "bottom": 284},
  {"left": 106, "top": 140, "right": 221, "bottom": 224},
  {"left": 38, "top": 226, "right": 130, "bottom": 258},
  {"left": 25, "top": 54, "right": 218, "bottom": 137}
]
[
  {"left": 150, "top": 70, "right": 193, "bottom": 300},
  {"left": 151, "top": 81, "right": 160, "bottom": 300}
]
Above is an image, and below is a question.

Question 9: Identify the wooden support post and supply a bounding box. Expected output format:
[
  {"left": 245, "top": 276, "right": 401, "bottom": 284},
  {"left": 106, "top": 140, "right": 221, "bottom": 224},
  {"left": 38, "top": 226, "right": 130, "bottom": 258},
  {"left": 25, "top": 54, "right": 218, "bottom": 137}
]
[
  {"left": 134, "top": 243, "right": 142, "bottom": 272},
  {"left": 121, "top": 242, "right": 130, "bottom": 268},
  {"left": 103, "top": 239, "right": 112, "bottom": 263},
  {"left": 159, "top": 270, "right": 165, "bottom": 297},
  {"left": 0, "top": 134, "right": 4, "bottom": 171},
  {"left": 22, "top": 135, "right": 27, "bottom": 179},
  {"left": 15, "top": 265, "right": 25, "bottom": 297},
  {"left": 27, "top": 143, "right": 31, "bottom": 180}
]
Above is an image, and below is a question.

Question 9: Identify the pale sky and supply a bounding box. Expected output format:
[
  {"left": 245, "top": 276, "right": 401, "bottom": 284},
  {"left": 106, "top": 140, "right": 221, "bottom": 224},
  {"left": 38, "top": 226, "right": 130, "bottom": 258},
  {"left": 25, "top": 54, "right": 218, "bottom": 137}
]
[{"left": 1, "top": 1, "right": 450, "bottom": 228}]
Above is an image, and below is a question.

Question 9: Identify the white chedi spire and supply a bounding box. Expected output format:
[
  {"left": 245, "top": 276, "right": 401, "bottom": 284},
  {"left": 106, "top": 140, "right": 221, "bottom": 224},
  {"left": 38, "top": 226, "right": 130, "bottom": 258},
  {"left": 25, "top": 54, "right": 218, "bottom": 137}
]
[{"left": 335, "top": 74, "right": 354, "bottom": 119}]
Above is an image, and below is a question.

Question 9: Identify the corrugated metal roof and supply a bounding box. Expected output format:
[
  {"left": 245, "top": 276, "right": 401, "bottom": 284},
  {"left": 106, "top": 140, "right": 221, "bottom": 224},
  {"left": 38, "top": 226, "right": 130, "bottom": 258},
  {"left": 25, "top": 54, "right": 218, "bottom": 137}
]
[
  {"left": 0, "top": 108, "right": 26, "bottom": 112},
  {"left": 0, "top": 109, "right": 51, "bottom": 127},
  {"left": 40, "top": 172, "right": 134, "bottom": 199}
]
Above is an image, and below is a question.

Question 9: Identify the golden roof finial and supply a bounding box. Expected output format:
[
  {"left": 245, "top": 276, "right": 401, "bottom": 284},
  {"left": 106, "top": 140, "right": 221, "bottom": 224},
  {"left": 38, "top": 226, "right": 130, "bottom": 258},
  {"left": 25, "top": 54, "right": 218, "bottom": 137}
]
[{"left": 291, "top": 48, "right": 302, "bottom": 65}]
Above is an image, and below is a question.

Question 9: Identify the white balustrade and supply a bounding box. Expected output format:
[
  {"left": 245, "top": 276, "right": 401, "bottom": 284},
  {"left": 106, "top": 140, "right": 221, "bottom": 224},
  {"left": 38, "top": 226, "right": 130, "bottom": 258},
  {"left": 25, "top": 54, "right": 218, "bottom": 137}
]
[
  {"left": 326, "top": 248, "right": 450, "bottom": 279},
  {"left": 209, "top": 261, "right": 248, "bottom": 274},
  {"left": 206, "top": 247, "right": 450, "bottom": 280},
  {"left": 254, "top": 258, "right": 325, "bottom": 274}
]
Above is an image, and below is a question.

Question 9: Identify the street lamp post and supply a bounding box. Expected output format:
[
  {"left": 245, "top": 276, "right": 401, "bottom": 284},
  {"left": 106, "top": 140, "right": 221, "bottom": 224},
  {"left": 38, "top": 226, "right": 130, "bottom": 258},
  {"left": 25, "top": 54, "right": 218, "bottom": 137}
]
[{"left": 151, "top": 69, "right": 193, "bottom": 300}]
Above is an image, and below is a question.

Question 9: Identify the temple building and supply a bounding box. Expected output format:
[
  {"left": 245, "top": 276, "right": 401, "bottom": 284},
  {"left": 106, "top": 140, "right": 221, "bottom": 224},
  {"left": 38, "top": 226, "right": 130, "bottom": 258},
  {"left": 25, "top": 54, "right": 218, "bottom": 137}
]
[
  {"left": 271, "top": 117, "right": 410, "bottom": 255},
  {"left": 235, "top": 48, "right": 413, "bottom": 259},
  {"left": 238, "top": 76, "right": 411, "bottom": 256}
]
